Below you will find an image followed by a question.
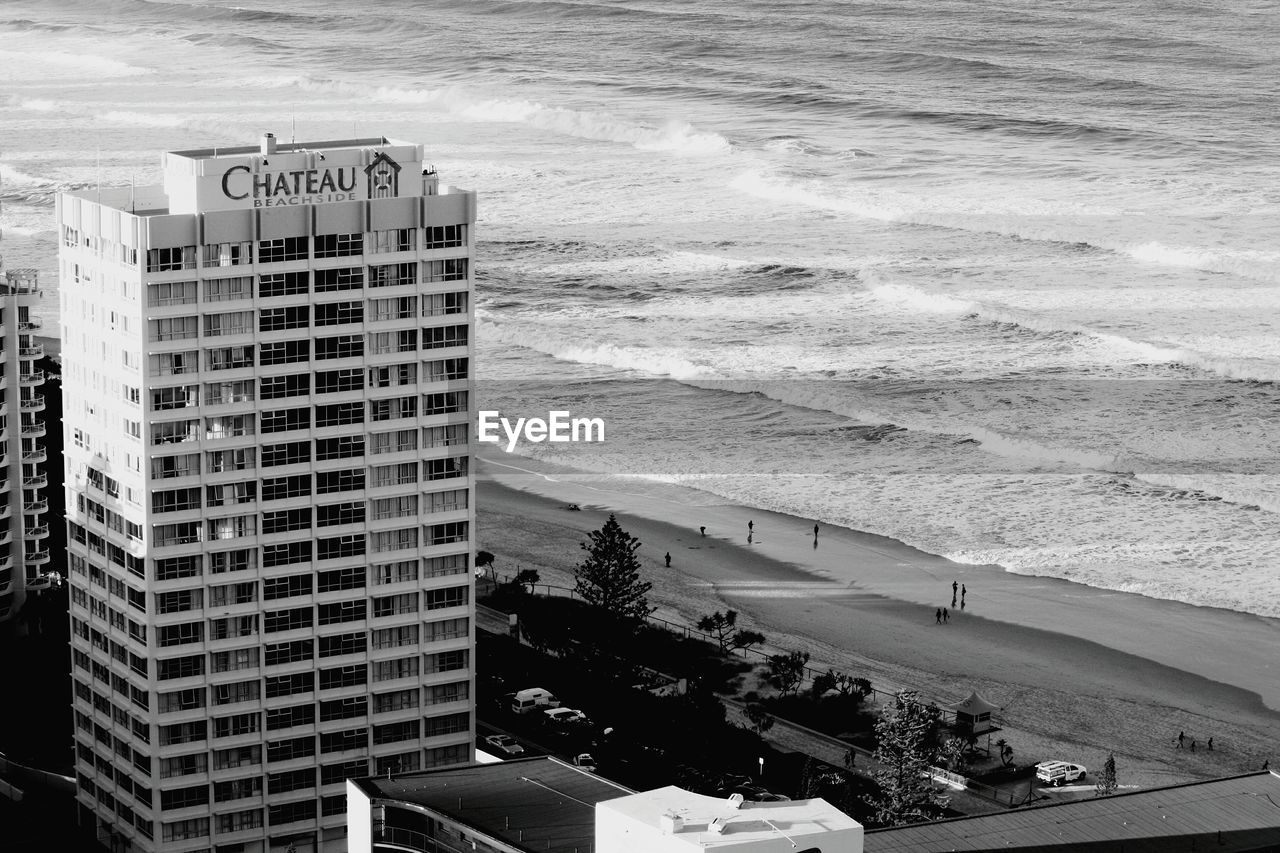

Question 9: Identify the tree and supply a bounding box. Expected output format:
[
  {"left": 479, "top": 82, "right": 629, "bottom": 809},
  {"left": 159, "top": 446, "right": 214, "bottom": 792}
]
[
  {"left": 996, "top": 738, "right": 1014, "bottom": 768},
  {"left": 698, "top": 610, "right": 740, "bottom": 652},
  {"left": 1095, "top": 752, "right": 1118, "bottom": 797},
  {"left": 475, "top": 550, "right": 495, "bottom": 575},
  {"left": 812, "top": 668, "right": 867, "bottom": 699},
  {"left": 869, "top": 690, "right": 949, "bottom": 826},
  {"left": 698, "top": 610, "right": 767, "bottom": 655},
  {"left": 574, "top": 514, "right": 653, "bottom": 625},
  {"left": 743, "top": 702, "right": 775, "bottom": 736},
  {"left": 766, "top": 650, "right": 810, "bottom": 696},
  {"left": 938, "top": 737, "right": 969, "bottom": 775},
  {"left": 512, "top": 568, "right": 540, "bottom": 595}
]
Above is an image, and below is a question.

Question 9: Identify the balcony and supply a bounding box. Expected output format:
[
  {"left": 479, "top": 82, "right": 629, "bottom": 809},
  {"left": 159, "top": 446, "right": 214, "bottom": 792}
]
[
  {"left": 18, "top": 320, "right": 41, "bottom": 332},
  {"left": 21, "top": 449, "right": 45, "bottom": 464},
  {"left": 20, "top": 423, "right": 46, "bottom": 437},
  {"left": 19, "top": 344, "right": 44, "bottom": 358},
  {"left": 25, "top": 550, "right": 49, "bottom": 565},
  {"left": 19, "top": 395, "right": 44, "bottom": 411},
  {"left": 19, "top": 370, "right": 44, "bottom": 385},
  {"left": 25, "top": 525, "right": 50, "bottom": 540},
  {"left": 23, "top": 498, "right": 48, "bottom": 514},
  {"left": 22, "top": 474, "right": 47, "bottom": 488}
]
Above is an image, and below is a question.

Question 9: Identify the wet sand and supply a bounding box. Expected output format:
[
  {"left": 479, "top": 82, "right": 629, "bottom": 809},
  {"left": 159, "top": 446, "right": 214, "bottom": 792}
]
[{"left": 476, "top": 452, "right": 1279, "bottom": 787}]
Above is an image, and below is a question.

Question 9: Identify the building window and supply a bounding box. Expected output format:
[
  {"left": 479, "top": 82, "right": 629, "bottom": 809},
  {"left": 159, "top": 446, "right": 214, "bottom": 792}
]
[
  {"left": 206, "top": 481, "right": 257, "bottom": 507},
  {"left": 372, "top": 592, "right": 417, "bottom": 617},
  {"left": 203, "top": 240, "right": 253, "bottom": 266},
  {"left": 205, "top": 414, "right": 254, "bottom": 440},
  {"left": 315, "top": 368, "right": 363, "bottom": 395},
  {"left": 267, "top": 800, "right": 317, "bottom": 827},
  {"left": 424, "top": 258, "right": 468, "bottom": 281},
  {"left": 425, "top": 488, "right": 468, "bottom": 513},
  {"left": 259, "top": 305, "right": 309, "bottom": 332},
  {"left": 207, "top": 448, "right": 255, "bottom": 473},
  {"left": 212, "top": 745, "right": 261, "bottom": 770},
  {"left": 424, "top": 224, "right": 466, "bottom": 249},
  {"left": 424, "top": 456, "right": 468, "bottom": 481},
  {"left": 262, "top": 540, "right": 312, "bottom": 568},
  {"left": 367, "top": 262, "right": 415, "bottom": 288},
  {"left": 215, "top": 778, "right": 263, "bottom": 802},
  {"left": 149, "top": 316, "right": 198, "bottom": 342},
  {"left": 315, "top": 334, "right": 363, "bottom": 360},
  {"left": 424, "top": 424, "right": 468, "bottom": 448},
  {"left": 422, "top": 292, "right": 468, "bottom": 317},
  {"left": 260, "top": 339, "right": 311, "bottom": 366},
  {"left": 263, "top": 607, "right": 313, "bottom": 633},
  {"left": 261, "top": 474, "right": 311, "bottom": 501},
  {"left": 266, "top": 737, "right": 314, "bottom": 763},
  {"left": 372, "top": 719, "right": 419, "bottom": 745},
  {"left": 265, "top": 672, "right": 314, "bottom": 698},
  {"left": 318, "top": 727, "right": 367, "bottom": 754},
  {"left": 146, "top": 245, "right": 196, "bottom": 272},
  {"left": 425, "top": 521, "right": 469, "bottom": 546},
  {"left": 268, "top": 768, "right": 316, "bottom": 795},
  {"left": 205, "top": 345, "right": 255, "bottom": 370},
  {"left": 261, "top": 441, "right": 311, "bottom": 467},
  {"left": 423, "top": 391, "right": 468, "bottom": 416},
  {"left": 262, "top": 507, "right": 311, "bottom": 535},
  {"left": 264, "top": 640, "right": 313, "bottom": 667},
  {"left": 210, "top": 548, "right": 256, "bottom": 574},
  {"left": 263, "top": 573, "right": 313, "bottom": 601},
  {"left": 204, "top": 310, "right": 253, "bottom": 336},
  {"left": 317, "top": 501, "right": 365, "bottom": 527},
  {"left": 315, "top": 267, "right": 363, "bottom": 292},
  {"left": 260, "top": 372, "right": 310, "bottom": 400},
  {"left": 212, "top": 680, "right": 261, "bottom": 706},
  {"left": 150, "top": 384, "right": 198, "bottom": 411},
  {"left": 372, "top": 656, "right": 418, "bottom": 683},
  {"left": 369, "top": 296, "right": 416, "bottom": 321},
  {"left": 424, "top": 649, "right": 468, "bottom": 674},
  {"left": 374, "top": 560, "right": 418, "bottom": 585},
  {"left": 370, "top": 429, "right": 417, "bottom": 456},
  {"left": 317, "top": 534, "right": 365, "bottom": 561},
  {"left": 261, "top": 407, "right": 310, "bottom": 434},
  {"left": 147, "top": 280, "right": 197, "bottom": 307},
  {"left": 422, "top": 324, "right": 467, "bottom": 349},
  {"left": 368, "top": 228, "right": 414, "bottom": 253},
  {"left": 370, "top": 463, "right": 417, "bottom": 488},
  {"left": 318, "top": 600, "right": 366, "bottom": 626},
  {"left": 318, "top": 566, "right": 365, "bottom": 593},
  {"left": 316, "top": 468, "right": 365, "bottom": 494},
  {"left": 315, "top": 233, "right": 362, "bottom": 258},
  {"left": 204, "top": 379, "right": 255, "bottom": 405},
  {"left": 150, "top": 350, "right": 198, "bottom": 376},
  {"left": 369, "top": 363, "right": 416, "bottom": 388},
  {"left": 204, "top": 275, "right": 253, "bottom": 302},
  {"left": 371, "top": 528, "right": 417, "bottom": 554},
  {"left": 424, "top": 586, "right": 468, "bottom": 610},
  {"left": 370, "top": 396, "right": 417, "bottom": 422},
  {"left": 266, "top": 703, "right": 315, "bottom": 731},
  {"left": 258, "top": 236, "right": 308, "bottom": 263},
  {"left": 314, "top": 301, "right": 362, "bottom": 326},
  {"left": 320, "top": 759, "right": 368, "bottom": 786},
  {"left": 316, "top": 436, "right": 364, "bottom": 461},
  {"left": 258, "top": 271, "right": 308, "bottom": 298}
]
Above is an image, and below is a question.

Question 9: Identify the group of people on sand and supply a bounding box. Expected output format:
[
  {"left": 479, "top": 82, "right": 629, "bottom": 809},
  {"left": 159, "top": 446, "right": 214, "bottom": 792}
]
[{"left": 935, "top": 580, "right": 968, "bottom": 624}]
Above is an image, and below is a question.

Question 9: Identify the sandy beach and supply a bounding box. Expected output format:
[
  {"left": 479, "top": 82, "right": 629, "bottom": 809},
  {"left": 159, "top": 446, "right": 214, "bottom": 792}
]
[{"left": 475, "top": 451, "right": 1279, "bottom": 789}]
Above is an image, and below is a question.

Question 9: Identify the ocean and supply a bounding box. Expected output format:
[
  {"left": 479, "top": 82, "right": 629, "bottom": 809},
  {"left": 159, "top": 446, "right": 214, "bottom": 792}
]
[{"left": 3, "top": 0, "right": 1278, "bottom": 615}]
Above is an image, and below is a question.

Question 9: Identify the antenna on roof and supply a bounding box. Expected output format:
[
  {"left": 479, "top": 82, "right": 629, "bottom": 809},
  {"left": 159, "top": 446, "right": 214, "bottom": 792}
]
[
  {"left": 96, "top": 148, "right": 101, "bottom": 202},
  {"left": 129, "top": 174, "right": 136, "bottom": 213},
  {"left": 291, "top": 114, "right": 296, "bottom": 144}
]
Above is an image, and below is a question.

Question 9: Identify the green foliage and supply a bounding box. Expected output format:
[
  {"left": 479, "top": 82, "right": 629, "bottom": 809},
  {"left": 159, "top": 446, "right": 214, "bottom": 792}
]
[
  {"left": 870, "top": 690, "right": 949, "bottom": 827},
  {"left": 475, "top": 550, "right": 495, "bottom": 569},
  {"left": 512, "top": 568, "right": 540, "bottom": 594},
  {"left": 1095, "top": 752, "right": 1118, "bottom": 797},
  {"left": 698, "top": 610, "right": 740, "bottom": 652},
  {"left": 996, "top": 738, "right": 1014, "bottom": 768},
  {"left": 743, "top": 702, "right": 775, "bottom": 736},
  {"left": 766, "top": 650, "right": 810, "bottom": 696},
  {"left": 574, "top": 514, "right": 653, "bottom": 626}
]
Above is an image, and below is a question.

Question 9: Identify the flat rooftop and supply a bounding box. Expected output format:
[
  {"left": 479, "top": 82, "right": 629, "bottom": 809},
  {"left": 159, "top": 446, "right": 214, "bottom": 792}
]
[
  {"left": 352, "top": 757, "right": 633, "bottom": 853},
  {"left": 600, "top": 785, "right": 862, "bottom": 848},
  {"left": 166, "top": 136, "right": 392, "bottom": 162},
  {"left": 865, "top": 771, "right": 1280, "bottom": 852}
]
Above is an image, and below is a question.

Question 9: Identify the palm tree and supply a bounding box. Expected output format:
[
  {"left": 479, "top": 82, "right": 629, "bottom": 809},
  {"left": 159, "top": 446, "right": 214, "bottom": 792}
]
[{"left": 996, "top": 738, "right": 1014, "bottom": 767}]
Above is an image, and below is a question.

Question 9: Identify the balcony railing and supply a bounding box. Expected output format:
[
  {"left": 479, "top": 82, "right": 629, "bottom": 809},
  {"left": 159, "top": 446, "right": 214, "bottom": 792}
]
[
  {"left": 21, "top": 449, "right": 45, "bottom": 464},
  {"left": 19, "top": 345, "right": 44, "bottom": 358},
  {"left": 20, "top": 395, "right": 44, "bottom": 410},
  {"left": 18, "top": 320, "right": 41, "bottom": 332},
  {"left": 19, "top": 371, "right": 44, "bottom": 384},
  {"left": 22, "top": 474, "right": 47, "bottom": 487},
  {"left": 21, "top": 424, "right": 46, "bottom": 437},
  {"left": 23, "top": 499, "right": 48, "bottom": 514},
  {"left": 25, "top": 550, "right": 49, "bottom": 564},
  {"left": 25, "top": 524, "right": 50, "bottom": 539}
]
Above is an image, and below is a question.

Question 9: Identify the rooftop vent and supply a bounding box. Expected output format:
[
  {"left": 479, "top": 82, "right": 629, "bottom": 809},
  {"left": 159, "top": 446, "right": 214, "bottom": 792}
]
[
  {"left": 709, "top": 817, "right": 727, "bottom": 835},
  {"left": 727, "top": 793, "right": 745, "bottom": 810},
  {"left": 261, "top": 133, "right": 277, "bottom": 156},
  {"left": 659, "top": 811, "right": 684, "bottom": 835}
]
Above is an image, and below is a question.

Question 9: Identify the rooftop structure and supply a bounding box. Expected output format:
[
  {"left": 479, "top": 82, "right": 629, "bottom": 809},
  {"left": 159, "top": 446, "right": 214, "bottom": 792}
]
[{"left": 863, "top": 770, "right": 1280, "bottom": 852}]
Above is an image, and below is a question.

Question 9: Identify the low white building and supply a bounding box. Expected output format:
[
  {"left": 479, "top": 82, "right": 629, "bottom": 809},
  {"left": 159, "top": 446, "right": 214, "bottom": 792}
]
[{"left": 596, "top": 785, "right": 863, "bottom": 853}]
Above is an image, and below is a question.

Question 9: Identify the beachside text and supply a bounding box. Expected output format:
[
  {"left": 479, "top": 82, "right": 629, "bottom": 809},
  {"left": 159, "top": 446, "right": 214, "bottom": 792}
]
[{"left": 477, "top": 411, "right": 605, "bottom": 452}]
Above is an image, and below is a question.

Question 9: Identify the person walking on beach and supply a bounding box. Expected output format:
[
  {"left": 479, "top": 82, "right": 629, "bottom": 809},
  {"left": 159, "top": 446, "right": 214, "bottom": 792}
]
[
  {"left": 700, "top": 526, "right": 706, "bottom": 537},
  {"left": 748, "top": 520, "right": 753, "bottom": 533},
  {"left": 1190, "top": 739, "right": 1196, "bottom": 752},
  {"left": 1263, "top": 760, "right": 1270, "bottom": 771},
  {"left": 664, "top": 552, "right": 671, "bottom": 568},
  {"left": 935, "top": 608, "right": 942, "bottom": 624},
  {"left": 813, "top": 522, "right": 820, "bottom": 538},
  {"left": 1177, "top": 731, "right": 1185, "bottom": 748},
  {"left": 1207, "top": 737, "right": 1213, "bottom": 751},
  {"left": 942, "top": 607, "right": 950, "bottom": 623}
]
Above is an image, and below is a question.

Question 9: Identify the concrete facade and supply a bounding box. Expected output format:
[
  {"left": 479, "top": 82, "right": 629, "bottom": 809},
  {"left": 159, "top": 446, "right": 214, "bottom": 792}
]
[{"left": 58, "top": 135, "right": 476, "bottom": 853}]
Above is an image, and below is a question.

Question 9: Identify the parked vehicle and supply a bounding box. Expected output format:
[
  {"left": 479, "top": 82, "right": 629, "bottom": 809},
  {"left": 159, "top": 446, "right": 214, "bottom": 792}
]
[
  {"left": 484, "top": 735, "right": 525, "bottom": 755},
  {"left": 573, "top": 753, "right": 597, "bottom": 771},
  {"left": 1036, "top": 761, "right": 1086, "bottom": 786},
  {"left": 544, "top": 707, "right": 588, "bottom": 726},
  {"left": 512, "top": 688, "right": 561, "bottom": 714}
]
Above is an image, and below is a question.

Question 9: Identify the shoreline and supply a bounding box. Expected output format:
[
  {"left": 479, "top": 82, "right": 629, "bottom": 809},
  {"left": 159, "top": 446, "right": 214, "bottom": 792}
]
[
  {"left": 475, "top": 450, "right": 1278, "bottom": 786},
  {"left": 477, "top": 450, "right": 1280, "bottom": 713}
]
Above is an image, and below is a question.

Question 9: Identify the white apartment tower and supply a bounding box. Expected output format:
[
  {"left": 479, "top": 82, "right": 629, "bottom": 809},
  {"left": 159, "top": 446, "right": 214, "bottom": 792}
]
[
  {"left": 58, "top": 134, "right": 476, "bottom": 853},
  {"left": 0, "top": 264, "right": 53, "bottom": 622}
]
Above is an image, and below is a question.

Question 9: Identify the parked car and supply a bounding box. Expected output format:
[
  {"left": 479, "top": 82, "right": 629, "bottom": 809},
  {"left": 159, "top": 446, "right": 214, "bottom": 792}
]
[
  {"left": 484, "top": 735, "right": 525, "bottom": 756},
  {"left": 573, "top": 753, "right": 597, "bottom": 772},
  {"left": 544, "top": 707, "right": 588, "bottom": 726},
  {"left": 512, "top": 688, "right": 561, "bottom": 714},
  {"left": 1036, "top": 761, "right": 1086, "bottom": 786}
]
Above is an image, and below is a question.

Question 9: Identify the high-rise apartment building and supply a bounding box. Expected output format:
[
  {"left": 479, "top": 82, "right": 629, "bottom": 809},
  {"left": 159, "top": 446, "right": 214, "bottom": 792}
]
[
  {"left": 58, "top": 134, "right": 476, "bottom": 853},
  {"left": 0, "top": 264, "right": 53, "bottom": 622}
]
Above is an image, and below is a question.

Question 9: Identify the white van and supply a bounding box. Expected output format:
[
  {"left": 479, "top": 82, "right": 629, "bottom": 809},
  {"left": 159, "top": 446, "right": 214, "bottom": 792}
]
[
  {"left": 1035, "top": 761, "right": 1086, "bottom": 786},
  {"left": 511, "top": 687, "right": 561, "bottom": 714}
]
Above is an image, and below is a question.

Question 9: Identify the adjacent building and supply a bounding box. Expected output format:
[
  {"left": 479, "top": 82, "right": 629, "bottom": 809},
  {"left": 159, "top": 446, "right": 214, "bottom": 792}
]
[
  {"left": 0, "top": 264, "right": 53, "bottom": 622},
  {"left": 58, "top": 134, "right": 477, "bottom": 853}
]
